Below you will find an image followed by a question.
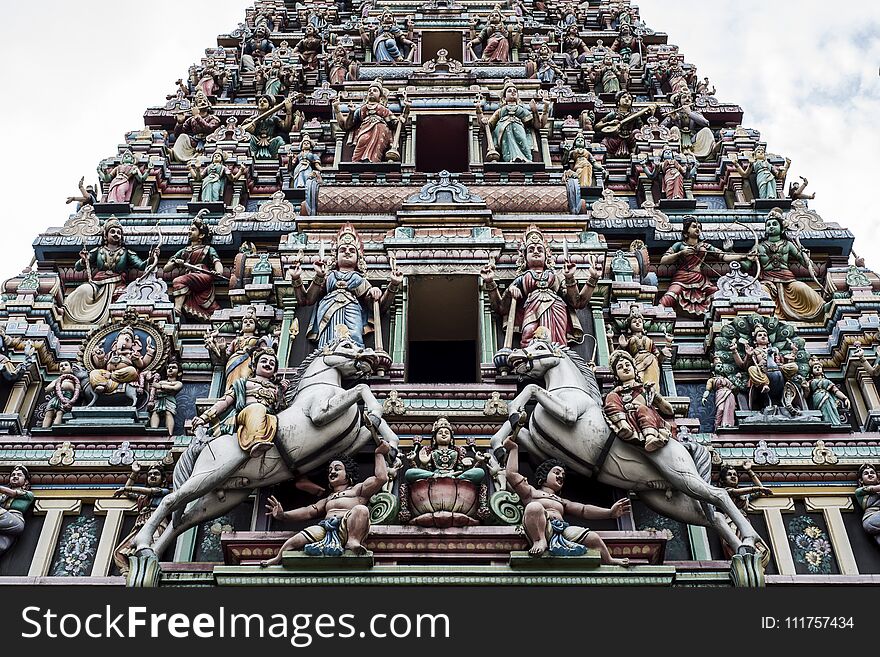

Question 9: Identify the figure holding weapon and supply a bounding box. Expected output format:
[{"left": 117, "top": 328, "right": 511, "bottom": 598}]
[{"left": 243, "top": 94, "right": 298, "bottom": 160}]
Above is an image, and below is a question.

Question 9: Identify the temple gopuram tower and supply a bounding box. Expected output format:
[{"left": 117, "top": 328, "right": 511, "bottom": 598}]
[{"left": 1, "top": 0, "right": 878, "bottom": 588}]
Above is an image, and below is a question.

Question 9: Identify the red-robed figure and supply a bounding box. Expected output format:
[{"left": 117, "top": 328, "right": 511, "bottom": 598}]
[{"left": 164, "top": 214, "right": 224, "bottom": 321}]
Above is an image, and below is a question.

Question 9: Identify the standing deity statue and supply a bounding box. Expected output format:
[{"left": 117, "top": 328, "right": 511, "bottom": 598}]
[
  {"left": 702, "top": 355, "right": 738, "bottom": 429},
  {"left": 289, "top": 223, "right": 403, "bottom": 348},
  {"left": 327, "top": 46, "right": 357, "bottom": 85},
  {"left": 748, "top": 208, "right": 829, "bottom": 322},
  {"left": 192, "top": 345, "right": 286, "bottom": 457},
  {"left": 97, "top": 150, "right": 147, "bottom": 204},
  {"left": 256, "top": 59, "right": 296, "bottom": 97},
  {"left": 0, "top": 466, "right": 34, "bottom": 558},
  {"left": 42, "top": 361, "right": 80, "bottom": 427},
  {"left": 717, "top": 463, "right": 772, "bottom": 567},
  {"left": 594, "top": 91, "right": 656, "bottom": 158},
  {"left": 191, "top": 57, "right": 228, "bottom": 98},
  {"left": 661, "top": 91, "right": 716, "bottom": 160},
  {"left": 243, "top": 95, "right": 296, "bottom": 160},
  {"left": 171, "top": 91, "right": 222, "bottom": 163},
  {"left": 164, "top": 214, "right": 224, "bottom": 321},
  {"left": 362, "top": 11, "right": 415, "bottom": 63},
  {"left": 562, "top": 131, "right": 604, "bottom": 188},
  {"left": 483, "top": 80, "right": 550, "bottom": 163},
  {"left": 504, "top": 432, "right": 631, "bottom": 563},
  {"left": 468, "top": 7, "right": 514, "bottom": 62},
  {"left": 261, "top": 441, "right": 391, "bottom": 563},
  {"left": 532, "top": 43, "right": 563, "bottom": 83},
  {"left": 112, "top": 464, "right": 170, "bottom": 574},
  {"left": 63, "top": 218, "right": 158, "bottom": 326},
  {"left": 732, "top": 146, "right": 791, "bottom": 200},
  {"left": 729, "top": 323, "right": 801, "bottom": 414},
  {"left": 651, "top": 146, "right": 691, "bottom": 200},
  {"left": 856, "top": 464, "right": 880, "bottom": 548},
  {"left": 333, "top": 79, "right": 410, "bottom": 163},
  {"left": 803, "top": 356, "right": 850, "bottom": 425},
  {"left": 289, "top": 135, "right": 322, "bottom": 189},
  {"left": 617, "top": 305, "right": 671, "bottom": 389},
  {"left": 588, "top": 54, "right": 629, "bottom": 94},
  {"left": 404, "top": 418, "right": 487, "bottom": 484},
  {"left": 603, "top": 350, "right": 677, "bottom": 453},
  {"left": 482, "top": 225, "right": 599, "bottom": 347},
  {"left": 189, "top": 150, "right": 242, "bottom": 204},
  {"left": 148, "top": 361, "right": 182, "bottom": 435},
  {"left": 659, "top": 218, "right": 752, "bottom": 316}
]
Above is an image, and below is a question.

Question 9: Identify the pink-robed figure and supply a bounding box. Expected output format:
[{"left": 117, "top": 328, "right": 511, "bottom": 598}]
[
  {"left": 163, "top": 214, "right": 224, "bottom": 321},
  {"left": 469, "top": 10, "right": 512, "bottom": 62},
  {"left": 702, "top": 356, "right": 737, "bottom": 429},
  {"left": 481, "top": 225, "right": 600, "bottom": 347},
  {"left": 333, "top": 80, "right": 409, "bottom": 163},
  {"left": 98, "top": 150, "right": 147, "bottom": 204}
]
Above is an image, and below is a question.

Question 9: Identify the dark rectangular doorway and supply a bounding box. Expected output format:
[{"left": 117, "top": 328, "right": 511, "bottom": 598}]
[
  {"left": 407, "top": 275, "right": 480, "bottom": 383},
  {"left": 416, "top": 115, "right": 469, "bottom": 173},
  {"left": 420, "top": 30, "right": 464, "bottom": 63}
]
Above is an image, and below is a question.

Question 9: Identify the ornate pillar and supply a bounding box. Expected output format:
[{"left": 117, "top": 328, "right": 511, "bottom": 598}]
[
  {"left": 805, "top": 497, "right": 859, "bottom": 575},
  {"left": 687, "top": 525, "right": 712, "bottom": 561},
  {"left": 390, "top": 278, "right": 408, "bottom": 366},
  {"left": 278, "top": 296, "right": 299, "bottom": 368},
  {"left": 751, "top": 496, "right": 796, "bottom": 576},
  {"left": 91, "top": 498, "right": 137, "bottom": 576},
  {"left": 591, "top": 301, "right": 609, "bottom": 366},
  {"left": 479, "top": 283, "right": 497, "bottom": 365},
  {"left": 28, "top": 499, "right": 81, "bottom": 577}
]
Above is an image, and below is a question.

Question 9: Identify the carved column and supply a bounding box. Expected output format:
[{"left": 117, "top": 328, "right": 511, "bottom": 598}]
[
  {"left": 805, "top": 497, "right": 859, "bottom": 575},
  {"left": 278, "top": 296, "right": 299, "bottom": 368},
  {"left": 28, "top": 499, "right": 82, "bottom": 577},
  {"left": 751, "top": 496, "right": 796, "bottom": 576},
  {"left": 479, "top": 282, "right": 498, "bottom": 365},
  {"left": 590, "top": 300, "right": 609, "bottom": 366},
  {"left": 91, "top": 498, "right": 137, "bottom": 576},
  {"left": 390, "top": 278, "right": 408, "bottom": 365}
]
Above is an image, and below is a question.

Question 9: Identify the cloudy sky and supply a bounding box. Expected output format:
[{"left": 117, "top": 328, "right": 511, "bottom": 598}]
[{"left": 0, "top": 1, "right": 877, "bottom": 280}]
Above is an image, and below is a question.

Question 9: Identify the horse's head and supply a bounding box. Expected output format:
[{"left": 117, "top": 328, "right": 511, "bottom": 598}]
[
  {"left": 321, "top": 334, "right": 380, "bottom": 379},
  {"left": 507, "top": 332, "right": 566, "bottom": 379}
]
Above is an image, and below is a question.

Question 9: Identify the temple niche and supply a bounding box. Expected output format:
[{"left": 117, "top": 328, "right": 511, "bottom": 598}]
[{"left": 2, "top": 0, "right": 880, "bottom": 590}]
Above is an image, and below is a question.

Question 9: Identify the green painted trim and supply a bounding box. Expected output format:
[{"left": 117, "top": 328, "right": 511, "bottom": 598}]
[{"left": 688, "top": 525, "right": 712, "bottom": 561}]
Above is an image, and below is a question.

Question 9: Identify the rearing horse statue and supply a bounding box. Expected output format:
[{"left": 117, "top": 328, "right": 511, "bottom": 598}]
[
  {"left": 129, "top": 334, "right": 399, "bottom": 581},
  {"left": 489, "top": 336, "right": 764, "bottom": 580}
]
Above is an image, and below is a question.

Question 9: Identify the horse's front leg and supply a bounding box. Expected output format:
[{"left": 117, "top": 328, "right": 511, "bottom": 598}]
[
  {"left": 530, "top": 388, "right": 583, "bottom": 425},
  {"left": 308, "top": 384, "right": 398, "bottom": 448},
  {"left": 489, "top": 384, "right": 540, "bottom": 452}
]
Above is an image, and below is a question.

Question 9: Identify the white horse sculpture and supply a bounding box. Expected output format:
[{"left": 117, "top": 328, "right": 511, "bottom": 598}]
[
  {"left": 489, "top": 337, "right": 763, "bottom": 571},
  {"left": 131, "top": 335, "right": 400, "bottom": 569}
]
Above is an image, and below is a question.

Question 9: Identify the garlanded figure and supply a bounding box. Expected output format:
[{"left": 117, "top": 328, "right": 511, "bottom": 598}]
[
  {"left": 749, "top": 208, "right": 829, "bottom": 322},
  {"left": 856, "top": 464, "right": 880, "bottom": 548},
  {"left": 97, "top": 150, "right": 147, "bottom": 204},
  {"left": 595, "top": 91, "right": 656, "bottom": 158},
  {"left": 653, "top": 53, "right": 691, "bottom": 95},
  {"left": 788, "top": 176, "right": 816, "bottom": 201},
  {"left": 588, "top": 54, "right": 629, "bottom": 95},
  {"left": 532, "top": 43, "right": 562, "bottom": 83},
  {"left": 164, "top": 214, "right": 224, "bottom": 321},
  {"left": 404, "top": 418, "right": 486, "bottom": 484},
  {"left": 468, "top": 7, "right": 513, "bottom": 62},
  {"left": 112, "top": 463, "right": 170, "bottom": 574},
  {"left": 562, "top": 131, "right": 604, "bottom": 188},
  {"left": 256, "top": 59, "right": 296, "bottom": 97},
  {"left": 0, "top": 466, "right": 34, "bottom": 558},
  {"left": 651, "top": 146, "right": 690, "bottom": 200},
  {"left": 288, "top": 135, "right": 322, "bottom": 189},
  {"left": 205, "top": 306, "right": 264, "bottom": 392},
  {"left": 717, "top": 463, "right": 772, "bottom": 567},
  {"left": 327, "top": 45, "right": 357, "bottom": 85},
  {"left": 730, "top": 323, "right": 802, "bottom": 415},
  {"left": 191, "top": 57, "right": 228, "bottom": 98},
  {"left": 65, "top": 176, "right": 98, "bottom": 210},
  {"left": 243, "top": 95, "right": 296, "bottom": 160},
  {"left": 617, "top": 305, "right": 671, "bottom": 389},
  {"left": 289, "top": 223, "right": 403, "bottom": 348},
  {"left": 241, "top": 26, "right": 274, "bottom": 72},
  {"left": 483, "top": 80, "right": 550, "bottom": 163},
  {"left": 171, "top": 91, "right": 221, "bottom": 163},
  {"left": 732, "top": 146, "right": 791, "bottom": 200},
  {"left": 611, "top": 24, "right": 641, "bottom": 67},
  {"left": 88, "top": 325, "right": 157, "bottom": 401},
  {"left": 702, "top": 355, "right": 737, "bottom": 429},
  {"left": 333, "top": 79, "right": 410, "bottom": 163},
  {"left": 661, "top": 91, "right": 716, "bottom": 160},
  {"left": 292, "top": 24, "right": 324, "bottom": 72},
  {"left": 42, "top": 361, "right": 80, "bottom": 427},
  {"left": 482, "top": 225, "right": 600, "bottom": 347},
  {"left": 148, "top": 361, "right": 182, "bottom": 435},
  {"left": 193, "top": 344, "right": 285, "bottom": 457},
  {"left": 363, "top": 11, "right": 415, "bottom": 63},
  {"left": 261, "top": 441, "right": 390, "bottom": 562},
  {"left": 561, "top": 25, "right": 588, "bottom": 68},
  {"left": 803, "top": 356, "right": 850, "bottom": 425},
  {"left": 189, "top": 150, "right": 242, "bottom": 204},
  {"left": 603, "top": 350, "right": 676, "bottom": 453},
  {"left": 63, "top": 218, "right": 158, "bottom": 326},
  {"left": 659, "top": 218, "right": 752, "bottom": 316},
  {"left": 504, "top": 432, "right": 630, "bottom": 563}
]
